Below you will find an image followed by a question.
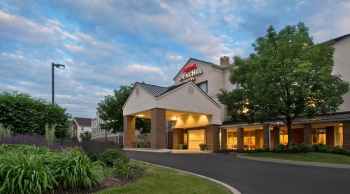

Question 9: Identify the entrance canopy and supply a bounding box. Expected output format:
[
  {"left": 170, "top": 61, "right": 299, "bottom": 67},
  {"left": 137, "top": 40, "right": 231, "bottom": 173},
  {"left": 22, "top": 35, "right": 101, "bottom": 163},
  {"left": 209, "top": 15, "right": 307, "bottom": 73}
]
[{"left": 123, "top": 82, "right": 222, "bottom": 128}]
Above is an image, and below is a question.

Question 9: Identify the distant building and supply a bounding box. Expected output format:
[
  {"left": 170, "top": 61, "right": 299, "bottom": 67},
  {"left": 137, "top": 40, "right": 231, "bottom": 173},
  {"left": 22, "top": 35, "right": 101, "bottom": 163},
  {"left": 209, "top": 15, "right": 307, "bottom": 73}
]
[
  {"left": 91, "top": 111, "right": 123, "bottom": 145},
  {"left": 70, "top": 117, "right": 92, "bottom": 141}
]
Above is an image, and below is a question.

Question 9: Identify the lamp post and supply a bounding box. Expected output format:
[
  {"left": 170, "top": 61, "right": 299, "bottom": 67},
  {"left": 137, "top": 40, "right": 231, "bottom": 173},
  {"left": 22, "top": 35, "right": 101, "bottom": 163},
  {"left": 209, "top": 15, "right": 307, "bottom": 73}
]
[{"left": 52, "top": 63, "right": 65, "bottom": 105}]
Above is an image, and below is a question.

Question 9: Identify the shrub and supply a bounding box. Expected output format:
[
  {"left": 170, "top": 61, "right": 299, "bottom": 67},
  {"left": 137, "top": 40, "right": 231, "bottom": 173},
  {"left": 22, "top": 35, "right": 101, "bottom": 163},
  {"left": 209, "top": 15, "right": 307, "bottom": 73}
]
[
  {"left": 62, "top": 140, "right": 121, "bottom": 161},
  {"left": 276, "top": 143, "right": 286, "bottom": 150},
  {"left": 313, "top": 143, "right": 330, "bottom": 153},
  {"left": 49, "top": 149, "right": 104, "bottom": 190},
  {"left": 333, "top": 146, "right": 349, "bottom": 155},
  {"left": 0, "top": 92, "right": 71, "bottom": 141},
  {"left": 254, "top": 148, "right": 264, "bottom": 153},
  {"left": 290, "top": 141, "right": 299, "bottom": 150},
  {"left": 300, "top": 143, "right": 313, "bottom": 153},
  {"left": 272, "top": 147, "right": 283, "bottom": 153},
  {"left": 0, "top": 146, "right": 56, "bottom": 194},
  {"left": 101, "top": 149, "right": 128, "bottom": 167}
]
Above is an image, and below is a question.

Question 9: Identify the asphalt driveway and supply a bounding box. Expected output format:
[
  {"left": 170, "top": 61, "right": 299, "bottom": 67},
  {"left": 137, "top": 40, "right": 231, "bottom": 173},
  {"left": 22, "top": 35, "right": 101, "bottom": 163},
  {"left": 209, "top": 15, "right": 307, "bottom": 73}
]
[{"left": 125, "top": 151, "right": 350, "bottom": 194}]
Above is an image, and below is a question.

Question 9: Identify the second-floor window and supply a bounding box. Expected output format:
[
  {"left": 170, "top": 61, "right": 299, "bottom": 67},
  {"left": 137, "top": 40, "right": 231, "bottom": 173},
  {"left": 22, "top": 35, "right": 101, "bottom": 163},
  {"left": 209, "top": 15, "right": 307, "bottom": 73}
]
[{"left": 197, "top": 81, "right": 208, "bottom": 93}]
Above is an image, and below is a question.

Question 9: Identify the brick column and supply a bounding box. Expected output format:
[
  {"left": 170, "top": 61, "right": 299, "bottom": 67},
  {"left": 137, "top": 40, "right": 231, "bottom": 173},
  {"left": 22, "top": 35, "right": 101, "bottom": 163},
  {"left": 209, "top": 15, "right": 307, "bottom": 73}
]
[
  {"left": 263, "top": 124, "right": 270, "bottom": 150},
  {"left": 326, "top": 126, "right": 335, "bottom": 150},
  {"left": 123, "top": 115, "right": 135, "bottom": 148},
  {"left": 172, "top": 128, "right": 184, "bottom": 149},
  {"left": 206, "top": 125, "right": 220, "bottom": 151},
  {"left": 342, "top": 121, "right": 350, "bottom": 151},
  {"left": 221, "top": 129, "right": 227, "bottom": 149},
  {"left": 151, "top": 108, "right": 166, "bottom": 148},
  {"left": 237, "top": 127, "right": 244, "bottom": 151},
  {"left": 303, "top": 124, "right": 312, "bottom": 145},
  {"left": 272, "top": 127, "right": 280, "bottom": 149}
]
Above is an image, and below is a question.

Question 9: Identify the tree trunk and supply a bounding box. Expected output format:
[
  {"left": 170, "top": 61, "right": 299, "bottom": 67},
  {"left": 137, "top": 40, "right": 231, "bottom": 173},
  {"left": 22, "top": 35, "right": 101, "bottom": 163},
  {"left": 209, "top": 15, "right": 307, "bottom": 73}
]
[{"left": 287, "top": 117, "right": 293, "bottom": 150}]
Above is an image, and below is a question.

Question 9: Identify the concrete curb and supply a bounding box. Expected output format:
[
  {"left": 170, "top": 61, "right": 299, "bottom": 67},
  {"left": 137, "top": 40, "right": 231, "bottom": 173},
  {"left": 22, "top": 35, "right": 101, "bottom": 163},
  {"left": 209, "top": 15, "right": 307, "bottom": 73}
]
[
  {"left": 237, "top": 155, "right": 350, "bottom": 169},
  {"left": 133, "top": 159, "right": 241, "bottom": 194},
  {"left": 123, "top": 148, "right": 172, "bottom": 153}
]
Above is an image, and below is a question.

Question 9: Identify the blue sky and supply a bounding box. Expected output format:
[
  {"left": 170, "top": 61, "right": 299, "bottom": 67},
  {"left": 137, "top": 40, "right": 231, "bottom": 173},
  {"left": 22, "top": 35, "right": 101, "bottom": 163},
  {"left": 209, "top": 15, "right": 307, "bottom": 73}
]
[{"left": 1, "top": 0, "right": 349, "bottom": 118}]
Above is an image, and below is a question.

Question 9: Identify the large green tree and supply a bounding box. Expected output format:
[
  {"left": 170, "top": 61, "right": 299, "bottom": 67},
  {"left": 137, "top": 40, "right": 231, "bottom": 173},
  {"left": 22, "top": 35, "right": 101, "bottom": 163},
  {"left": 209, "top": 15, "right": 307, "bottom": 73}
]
[
  {"left": 218, "top": 22, "right": 349, "bottom": 148},
  {"left": 0, "top": 92, "right": 71, "bottom": 140},
  {"left": 97, "top": 83, "right": 151, "bottom": 134}
]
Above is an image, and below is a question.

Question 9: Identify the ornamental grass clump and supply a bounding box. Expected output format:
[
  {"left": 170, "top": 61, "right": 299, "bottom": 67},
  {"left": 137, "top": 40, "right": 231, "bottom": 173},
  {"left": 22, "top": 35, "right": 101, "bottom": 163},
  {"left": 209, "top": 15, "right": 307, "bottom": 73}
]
[
  {"left": 0, "top": 145, "right": 55, "bottom": 194},
  {"left": 49, "top": 149, "right": 104, "bottom": 190}
]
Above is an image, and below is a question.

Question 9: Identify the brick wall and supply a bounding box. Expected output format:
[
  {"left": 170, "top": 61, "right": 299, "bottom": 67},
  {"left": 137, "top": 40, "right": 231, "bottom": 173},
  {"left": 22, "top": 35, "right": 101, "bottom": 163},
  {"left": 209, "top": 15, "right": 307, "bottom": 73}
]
[
  {"left": 271, "top": 127, "right": 280, "bottom": 148},
  {"left": 263, "top": 124, "right": 269, "bottom": 150},
  {"left": 326, "top": 126, "right": 335, "bottom": 150},
  {"left": 151, "top": 108, "right": 166, "bottom": 148},
  {"left": 206, "top": 125, "right": 220, "bottom": 151},
  {"left": 291, "top": 128, "right": 304, "bottom": 145},
  {"left": 343, "top": 121, "right": 350, "bottom": 150},
  {"left": 303, "top": 124, "right": 312, "bottom": 145},
  {"left": 221, "top": 129, "right": 227, "bottom": 149},
  {"left": 172, "top": 128, "right": 184, "bottom": 149},
  {"left": 123, "top": 115, "right": 135, "bottom": 148}
]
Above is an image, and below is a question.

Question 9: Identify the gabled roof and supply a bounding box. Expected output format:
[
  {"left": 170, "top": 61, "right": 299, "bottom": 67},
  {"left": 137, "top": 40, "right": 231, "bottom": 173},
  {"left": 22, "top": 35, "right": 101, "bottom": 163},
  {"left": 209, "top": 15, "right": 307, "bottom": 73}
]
[
  {"left": 137, "top": 82, "right": 186, "bottom": 97},
  {"left": 73, "top": 117, "right": 92, "bottom": 127},
  {"left": 332, "top": 33, "right": 350, "bottom": 43},
  {"left": 137, "top": 82, "right": 220, "bottom": 108}
]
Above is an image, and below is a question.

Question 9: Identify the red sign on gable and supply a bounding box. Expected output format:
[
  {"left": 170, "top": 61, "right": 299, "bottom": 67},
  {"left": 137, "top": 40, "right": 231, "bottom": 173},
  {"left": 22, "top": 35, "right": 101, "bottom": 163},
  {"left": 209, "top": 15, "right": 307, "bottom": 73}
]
[{"left": 183, "top": 63, "right": 196, "bottom": 73}]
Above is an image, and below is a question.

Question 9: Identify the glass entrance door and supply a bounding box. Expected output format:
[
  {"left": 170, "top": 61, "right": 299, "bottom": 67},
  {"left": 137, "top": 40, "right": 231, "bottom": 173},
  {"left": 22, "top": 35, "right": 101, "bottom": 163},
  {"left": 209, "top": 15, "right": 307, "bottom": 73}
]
[{"left": 188, "top": 130, "right": 205, "bottom": 149}]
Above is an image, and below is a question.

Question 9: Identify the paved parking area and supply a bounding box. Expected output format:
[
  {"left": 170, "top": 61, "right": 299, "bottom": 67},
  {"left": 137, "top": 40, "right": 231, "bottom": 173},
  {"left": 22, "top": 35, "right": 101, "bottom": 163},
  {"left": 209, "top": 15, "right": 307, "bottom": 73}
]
[{"left": 125, "top": 151, "right": 350, "bottom": 194}]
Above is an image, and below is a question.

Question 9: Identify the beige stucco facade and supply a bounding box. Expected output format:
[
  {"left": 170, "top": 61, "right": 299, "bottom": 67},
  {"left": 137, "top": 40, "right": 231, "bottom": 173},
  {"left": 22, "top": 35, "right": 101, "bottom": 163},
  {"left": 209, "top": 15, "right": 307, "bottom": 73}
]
[{"left": 333, "top": 35, "right": 350, "bottom": 112}]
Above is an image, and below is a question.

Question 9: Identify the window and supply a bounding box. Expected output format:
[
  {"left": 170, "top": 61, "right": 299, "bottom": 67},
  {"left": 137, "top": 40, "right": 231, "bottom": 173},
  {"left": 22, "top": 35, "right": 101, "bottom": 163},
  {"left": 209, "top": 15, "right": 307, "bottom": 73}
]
[{"left": 196, "top": 81, "right": 208, "bottom": 93}]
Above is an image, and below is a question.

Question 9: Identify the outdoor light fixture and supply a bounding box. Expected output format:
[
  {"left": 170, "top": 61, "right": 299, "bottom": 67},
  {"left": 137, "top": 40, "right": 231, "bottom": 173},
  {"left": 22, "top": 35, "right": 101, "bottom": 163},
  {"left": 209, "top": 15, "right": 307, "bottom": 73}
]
[{"left": 52, "top": 63, "right": 65, "bottom": 105}]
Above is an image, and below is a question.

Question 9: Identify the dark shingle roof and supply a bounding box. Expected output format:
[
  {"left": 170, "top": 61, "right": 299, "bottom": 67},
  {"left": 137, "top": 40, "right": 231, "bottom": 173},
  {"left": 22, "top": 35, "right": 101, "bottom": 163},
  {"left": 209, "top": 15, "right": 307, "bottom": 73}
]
[
  {"left": 332, "top": 33, "right": 350, "bottom": 43},
  {"left": 138, "top": 82, "right": 186, "bottom": 97},
  {"left": 73, "top": 117, "right": 92, "bottom": 127}
]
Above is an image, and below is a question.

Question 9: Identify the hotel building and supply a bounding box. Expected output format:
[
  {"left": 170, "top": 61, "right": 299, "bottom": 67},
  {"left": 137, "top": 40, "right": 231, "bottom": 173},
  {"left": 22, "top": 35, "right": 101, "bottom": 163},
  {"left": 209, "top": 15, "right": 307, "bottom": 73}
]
[{"left": 123, "top": 34, "right": 350, "bottom": 151}]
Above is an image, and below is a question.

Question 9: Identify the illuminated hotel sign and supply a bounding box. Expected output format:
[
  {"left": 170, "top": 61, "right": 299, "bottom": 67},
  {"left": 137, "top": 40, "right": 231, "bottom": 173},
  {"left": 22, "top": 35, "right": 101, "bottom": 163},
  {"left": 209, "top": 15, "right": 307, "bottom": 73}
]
[{"left": 178, "top": 63, "right": 203, "bottom": 82}]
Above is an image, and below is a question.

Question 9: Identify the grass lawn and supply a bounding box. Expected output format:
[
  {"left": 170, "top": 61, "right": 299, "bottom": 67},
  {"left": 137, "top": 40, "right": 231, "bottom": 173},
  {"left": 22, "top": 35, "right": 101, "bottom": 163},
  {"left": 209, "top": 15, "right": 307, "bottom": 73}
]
[
  {"left": 242, "top": 152, "right": 350, "bottom": 165},
  {"left": 98, "top": 160, "right": 232, "bottom": 194}
]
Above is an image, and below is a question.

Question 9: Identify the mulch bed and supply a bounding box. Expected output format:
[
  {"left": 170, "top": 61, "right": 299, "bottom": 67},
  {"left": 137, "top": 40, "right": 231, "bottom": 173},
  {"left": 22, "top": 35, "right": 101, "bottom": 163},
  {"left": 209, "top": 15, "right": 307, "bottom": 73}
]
[{"left": 54, "top": 168, "right": 143, "bottom": 194}]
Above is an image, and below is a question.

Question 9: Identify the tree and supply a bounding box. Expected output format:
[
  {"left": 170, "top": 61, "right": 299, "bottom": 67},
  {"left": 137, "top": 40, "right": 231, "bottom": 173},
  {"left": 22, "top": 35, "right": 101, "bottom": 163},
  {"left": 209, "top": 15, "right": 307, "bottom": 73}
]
[
  {"left": 218, "top": 22, "right": 349, "bottom": 148},
  {"left": 97, "top": 83, "right": 151, "bottom": 134},
  {"left": 80, "top": 131, "right": 91, "bottom": 142},
  {"left": 0, "top": 92, "right": 72, "bottom": 140}
]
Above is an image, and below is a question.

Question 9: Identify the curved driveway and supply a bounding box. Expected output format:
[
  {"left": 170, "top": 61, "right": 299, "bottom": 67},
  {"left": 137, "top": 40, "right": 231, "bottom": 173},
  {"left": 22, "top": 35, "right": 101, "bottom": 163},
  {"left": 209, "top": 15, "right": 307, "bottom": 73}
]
[{"left": 125, "top": 151, "right": 350, "bottom": 194}]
